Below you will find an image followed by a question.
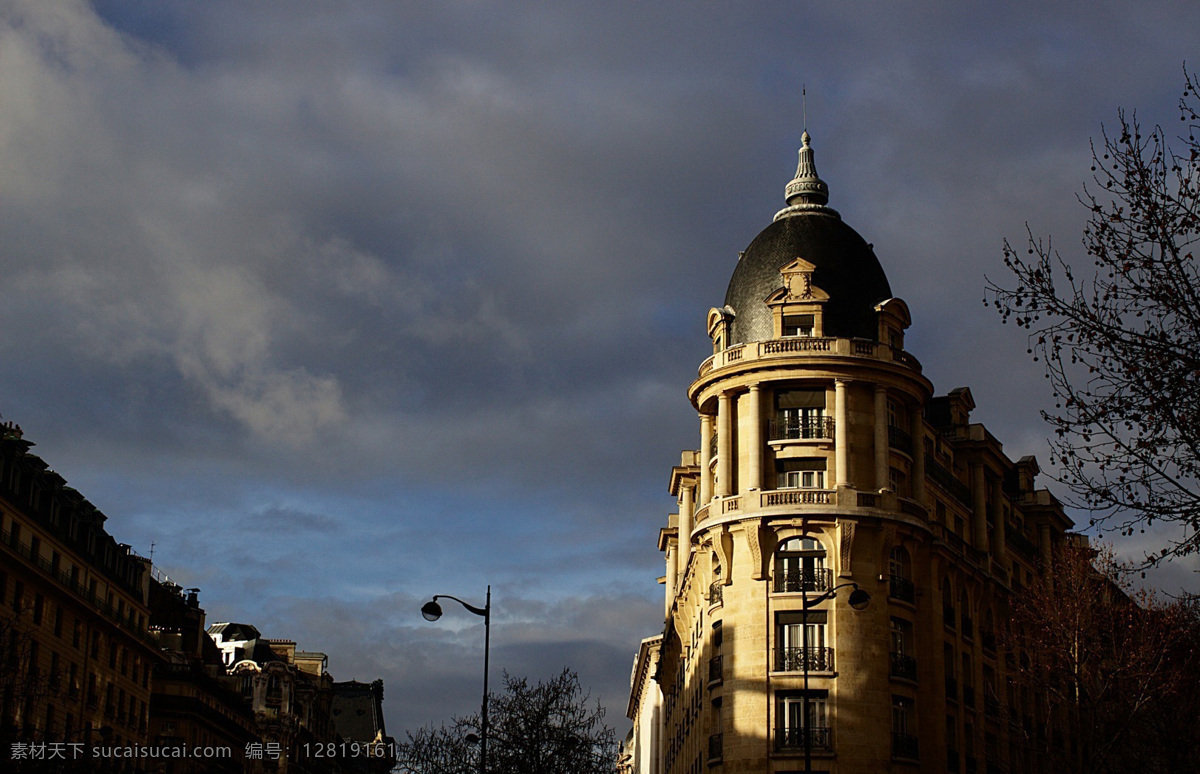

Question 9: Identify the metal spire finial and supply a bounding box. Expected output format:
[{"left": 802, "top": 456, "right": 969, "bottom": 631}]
[{"left": 784, "top": 126, "right": 829, "bottom": 207}]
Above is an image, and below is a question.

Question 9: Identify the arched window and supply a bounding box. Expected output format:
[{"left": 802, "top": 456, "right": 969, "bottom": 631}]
[
  {"left": 887, "top": 547, "right": 915, "bottom": 603},
  {"left": 774, "top": 537, "right": 828, "bottom": 593}
]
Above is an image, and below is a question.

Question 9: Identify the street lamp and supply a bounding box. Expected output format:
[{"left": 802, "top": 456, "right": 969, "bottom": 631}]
[
  {"left": 800, "top": 581, "right": 869, "bottom": 774},
  {"left": 421, "top": 586, "right": 491, "bottom": 774}
]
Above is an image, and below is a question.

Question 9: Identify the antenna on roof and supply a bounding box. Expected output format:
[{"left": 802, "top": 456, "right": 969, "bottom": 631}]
[{"left": 802, "top": 84, "right": 807, "bottom": 132}]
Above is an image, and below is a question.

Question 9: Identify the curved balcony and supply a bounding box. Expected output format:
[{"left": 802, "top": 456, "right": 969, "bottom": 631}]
[
  {"left": 775, "top": 645, "right": 835, "bottom": 673},
  {"left": 767, "top": 416, "right": 835, "bottom": 441},
  {"left": 892, "top": 732, "right": 920, "bottom": 760},
  {"left": 888, "top": 574, "right": 916, "bottom": 604},
  {"left": 697, "top": 337, "right": 923, "bottom": 381},
  {"left": 773, "top": 567, "right": 833, "bottom": 593},
  {"left": 889, "top": 652, "right": 918, "bottom": 681},
  {"left": 775, "top": 726, "right": 831, "bottom": 753}
]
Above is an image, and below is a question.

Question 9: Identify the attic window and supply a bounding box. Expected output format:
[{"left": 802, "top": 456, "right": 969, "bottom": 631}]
[{"left": 783, "top": 315, "right": 815, "bottom": 337}]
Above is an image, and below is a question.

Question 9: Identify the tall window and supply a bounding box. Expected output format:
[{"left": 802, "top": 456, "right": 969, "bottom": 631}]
[
  {"left": 776, "top": 691, "right": 829, "bottom": 751},
  {"left": 892, "top": 695, "right": 918, "bottom": 758},
  {"left": 776, "top": 458, "right": 826, "bottom": 489},
  {"left": 773, "top": 389, "right": 827, "bottom": 439},
  {"left": 776, "top": 611, "right": 829, "bottom": 671},
  {"left": 959, "top": 589, "right": 973, "bottom": 637},
  {"left": 942, "top": 578, "right": 956, "bottom": 628},
  {"left": 944, "top": 643, "right": 957, "bottom": 699},
  {"left": 774, "top": 537, "right": 827, "bottom": 592},
  {"left": 890, "top": 618, "right": 917, "bottom": 681},
  {"left": 962, "top": 652, "right": 975, "bottom": 707},
  {"left": 888, "top": 546, "right": 914, "bottom": 603},
  {"left": 947, "top": 716, "right": 960, "bottom": 772}
]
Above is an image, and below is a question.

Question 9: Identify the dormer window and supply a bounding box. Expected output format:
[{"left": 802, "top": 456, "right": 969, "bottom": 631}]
[
  {"left": 708, "top": 306, "right": 736, "bottom": 353},
  {"left": 783, "top": 314, "right": 815, "bottom": 337}
]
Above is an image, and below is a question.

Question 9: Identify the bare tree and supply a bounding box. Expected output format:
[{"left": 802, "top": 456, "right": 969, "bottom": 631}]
[
  {"left": 393, "top": 718, "right": 478, "bottom": 774},
  {"left": 986, "top": 68, "right": 1200, "bottom": 565},
  {"left": 0, "top": 605, "right": 62, "bottom": 743},
  {"left": 394, "top": 669, "right": 616, "bottom": 774},
  {"left": 1004, "top": 542, "right": 1200, "bottom": 773}
]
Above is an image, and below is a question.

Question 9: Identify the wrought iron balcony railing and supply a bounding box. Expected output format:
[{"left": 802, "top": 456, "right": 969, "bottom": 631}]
[
  {"left": 708, "top": 655, "right": 723, "bottom": 685},
  {"left": 767, "top": 416, "right": 835, "bottom": 441},
  {"left": 775, "top": 726, "right": 832, "bottom": 752},
  {"left": 888, "top": 574, "right": 915, "bottom": 603},
  {"left": 888, "top": 424, "right": 913, "bottom": 455},
  {"left": 926, "top": 455, "right": 973, "bottom": 505},
  {"left": 889, "top": 652, "right": 917, "bottom": 681},
  {"left": 708, "top": 733, "right": 723, "bottom": 761},
  {"left": 1006, "top": 523, "right": 1040, "bottom": 563},
  {"left": 773, "top": 567, "right": 832, "bottom": 593},
  {"left": 775, "top": 646, "right": 834, "bottom": 673},
  {"left": 892, "top": 732, "right": 920, "bottom": 759}
]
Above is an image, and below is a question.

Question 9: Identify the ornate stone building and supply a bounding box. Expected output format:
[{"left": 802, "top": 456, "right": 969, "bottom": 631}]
[{"left": 627, "top": 133, "right": 1073, "bottom": 774}]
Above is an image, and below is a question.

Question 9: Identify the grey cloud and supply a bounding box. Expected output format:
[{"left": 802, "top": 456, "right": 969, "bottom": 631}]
[{"left": 4, "top": 0, "right": 1200, "bottom": 740}]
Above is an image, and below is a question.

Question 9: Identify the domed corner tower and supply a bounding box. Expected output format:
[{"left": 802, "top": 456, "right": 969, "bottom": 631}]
[{"left": 629, "top": 130, "right": 1076, "bottom": 774}]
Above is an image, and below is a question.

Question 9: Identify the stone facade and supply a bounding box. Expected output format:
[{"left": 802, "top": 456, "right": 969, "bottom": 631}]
[{"left": 627, "top": 134, "right": 1073, "bottom": 774}]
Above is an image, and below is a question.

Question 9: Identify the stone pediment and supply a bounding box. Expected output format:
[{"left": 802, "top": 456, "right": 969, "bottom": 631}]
[{"left": 766, "top": 257, "right": 830, "bottom": 303}]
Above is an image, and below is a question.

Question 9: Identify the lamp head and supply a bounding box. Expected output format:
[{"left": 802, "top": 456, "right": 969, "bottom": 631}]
[
  {"left": 421, "top": 600, "right": 443, "bottom": 622},
  {"left": 848, "top": 587, "right": 871, "bottom": 611}
]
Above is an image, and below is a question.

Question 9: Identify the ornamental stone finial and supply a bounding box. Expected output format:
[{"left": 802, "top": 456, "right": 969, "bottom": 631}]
[{"left": 784, "top": 131, "right": 830, "bottom": 207}]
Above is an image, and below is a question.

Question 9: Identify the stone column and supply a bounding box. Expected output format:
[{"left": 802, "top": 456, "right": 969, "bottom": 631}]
[
  {"left": 874, "top": 385, "right": 889, "bottom": 490},
  {"left": 971, "top": 464, "right": 989, "bottom": 553},
  {"left": 679, "top": 484, "right": 695, "bottom": 560},
  {"left": 991, "top": 482, "right": 1006, "bottom": 562},
  {"left": 910, "top": 409, "right": 926, "bottom": 504},
  {"left": 664, "top": 544, "right": 677, "bottom": 616},
  {"left": 699, "top": 414, "right": 714, "bottom": 506},
  {"left": 744, "top": 385, "right": 762, "bottom": 493},
  {"left": 717, "top": 392, "right": 733, "bottom": 498},
  {"left": 835, "top": 380, "right": 850, "bottom": 487}
]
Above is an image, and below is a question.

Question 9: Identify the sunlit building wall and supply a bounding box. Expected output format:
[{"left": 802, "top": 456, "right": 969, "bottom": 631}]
[{"left": 628, "top": 134, "right": 1073, "bottom": 774}]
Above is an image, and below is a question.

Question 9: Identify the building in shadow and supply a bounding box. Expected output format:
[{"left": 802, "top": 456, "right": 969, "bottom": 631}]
[{"left": 0, "top": 421, "right": 162, "bottom": 763}]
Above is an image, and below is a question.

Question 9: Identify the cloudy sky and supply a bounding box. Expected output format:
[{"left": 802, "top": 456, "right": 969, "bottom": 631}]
[{"left": 2, "top": 0, "right": 1199, "bottom": 738}]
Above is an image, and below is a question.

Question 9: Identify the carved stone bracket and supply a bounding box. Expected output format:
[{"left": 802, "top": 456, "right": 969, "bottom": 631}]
[
  {"left": 839, "top": 520, "right": 857, "bottom": 579},
  {"left": 752, "top": 520, "right": 778, "bottom": 581},
  {"left": 717, "top": 527, "right": 734, "bottom": 587}
]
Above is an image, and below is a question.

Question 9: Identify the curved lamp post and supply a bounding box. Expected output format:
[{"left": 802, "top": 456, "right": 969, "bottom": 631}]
[
  {"left": 801, "top": 581, "right": 869, "bottom": 774},
  {"left": 422, "top": 586, "right": 491, "bottom": 774}
]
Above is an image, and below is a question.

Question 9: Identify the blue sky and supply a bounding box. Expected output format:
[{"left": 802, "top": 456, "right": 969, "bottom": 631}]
[{"left": 2, "top": 0, "right": 1199, "bottom": 737}]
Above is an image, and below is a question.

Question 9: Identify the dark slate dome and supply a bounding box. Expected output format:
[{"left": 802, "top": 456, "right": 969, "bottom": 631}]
[{"left": 724, "top": 132, "right": 892, "bottom": 344}]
